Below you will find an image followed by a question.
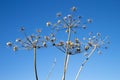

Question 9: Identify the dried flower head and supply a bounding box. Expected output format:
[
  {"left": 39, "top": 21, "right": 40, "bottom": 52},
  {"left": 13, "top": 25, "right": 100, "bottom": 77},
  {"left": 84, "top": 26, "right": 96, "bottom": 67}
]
[
  {"left": 46, "top": 6, "right": 91, "bottom": 34},
  {"left": 7, "top": 27, "right": 48, "bottom": 51}
]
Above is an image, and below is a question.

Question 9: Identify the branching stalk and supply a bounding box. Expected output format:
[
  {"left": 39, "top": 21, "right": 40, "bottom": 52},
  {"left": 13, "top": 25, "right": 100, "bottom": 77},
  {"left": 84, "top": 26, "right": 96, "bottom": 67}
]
[
  {"left": 62, "top": 27, "right": 71, "bottom": 80},
  {"left": 75, "top": 45, "right": 97, "bottom": 80},
  {"left": 34, "top": 47, "right": 38, "bottom": 80}
]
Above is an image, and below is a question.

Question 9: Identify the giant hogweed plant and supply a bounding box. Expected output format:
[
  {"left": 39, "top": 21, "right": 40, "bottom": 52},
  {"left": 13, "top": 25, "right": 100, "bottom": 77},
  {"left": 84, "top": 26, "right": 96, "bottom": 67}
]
[
  {"left": 6, "top": 28, "right": 56, "bottom": 80},
  {"left": 46, "top": 6, "right": 110, "bottom": 80},
  {"left": 6, "top": 6, "right": 109, "bottom": 80}
]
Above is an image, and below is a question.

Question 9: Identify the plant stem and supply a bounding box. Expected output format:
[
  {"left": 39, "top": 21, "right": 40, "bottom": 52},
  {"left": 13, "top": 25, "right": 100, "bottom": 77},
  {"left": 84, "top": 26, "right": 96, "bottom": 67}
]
[
  {"left": 62, "top": 54, "right": 70, "bottom": 80},
  {"left": 62, "top": 27, "right": 71, "bottom": 80},
  {"left": 34, "top": 47, "right": 38, "bottom": 80},
  {"left": 75, "top": 45, "right": 97, "bottom": 80},
  {"left": 46, "top": 58, "right": 56, "bottom": 80}
]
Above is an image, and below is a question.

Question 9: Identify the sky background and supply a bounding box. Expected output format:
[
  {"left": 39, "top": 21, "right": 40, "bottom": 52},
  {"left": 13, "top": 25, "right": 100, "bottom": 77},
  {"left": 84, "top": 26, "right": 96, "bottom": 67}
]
[{"left": 0, "top": 0, "right": 120, "bottom": 80}]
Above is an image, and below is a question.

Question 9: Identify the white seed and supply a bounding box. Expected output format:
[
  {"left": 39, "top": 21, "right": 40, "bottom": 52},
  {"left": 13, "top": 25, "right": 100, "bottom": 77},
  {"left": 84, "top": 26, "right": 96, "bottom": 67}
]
[
  {"left": 83, "top": 37, "right": 86, "bottom": 40},
  {"left": 75, "top": 43, "right": 80, "bottom": 47},
  {"left": 63, "top": 16, "right": 67, "bottom": 20},
  {"left": 13, "top": 46, "right": 18, "bottom": 51},
  {"left": 82, "top": 25, "right": 86, "bottom": 29},
  {"left": 43, "top": 42, "right": 47, "bottom": 47},
  {"left": 87, "top": 19, "right": 92, "bottom": 23},
  {"left": 88, "top": 38, "right": 92, "bottom": 40},
  {"left": 6, "top": 42, "right": 12, "bottom": 47},
  {"left": 16, "top": 38, "right": 21, "bottom": 42},
  {"left": 51, "top": 37, "right": 56, "bottom": 42},
  {"left": 71, "top": 6, "right": 77, "bottom": 11},
  {"left": 93, "top": 36, "right": 96, "bottom": 39},
  {"left": 85, "top": 46, "right": 89, "bottom": 51},
  {"left": 68, "top": 14, "right": 72, "bottom": 18},
  {"left": 44, "top": 36, "right": 49, "bottom": 41},
  {"left": 57, "top": 20, "right": 61, "bottom": 24},
  {"left": 56, "top": 12, "right": 61, "bottom": 17},
  {"left": 97, "top": 32, "right": 101, "bottom": 36},
  {"left": 50, "top": 34, "right": 55, "bottom": 37},
  {"left": 65, "top": 29, "right": 69, "bottom": 33},
  {"left": 20, "top": 27, "right": 24, "bottom": 31},
  {"left": 59, "top": 41, "right": 64, "bottom": 46},
  {"left": 46, "top": 22, "right": 51, "bottom": 26},
  {"left": 75, "top": 38, "right": 79, "bottom": 43},
  {"left": 76, "top": 48, "right": 81, "bottom": 53}
]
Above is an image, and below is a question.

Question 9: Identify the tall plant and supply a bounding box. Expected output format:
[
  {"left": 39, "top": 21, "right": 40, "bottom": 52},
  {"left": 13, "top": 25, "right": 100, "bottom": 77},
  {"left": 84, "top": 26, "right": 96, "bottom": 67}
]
[
  {"left": 6, "top": 27, "right": 47, "bottom": 80},
  {"left": 46, "top": 6, "right": 110, "bottom": 80}
]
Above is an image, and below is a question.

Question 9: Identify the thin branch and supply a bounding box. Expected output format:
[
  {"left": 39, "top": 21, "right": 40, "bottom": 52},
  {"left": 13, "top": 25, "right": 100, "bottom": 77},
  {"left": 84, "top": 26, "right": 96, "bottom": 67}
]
[
  {"left": 46, "top": 58, "right": 57, "bottom": 80},
  {"left": 75, "top": 45, "right": 97, "bottom": 80},
  {"left": 55, "top": 46, "right": 66, "bottom": 53}
]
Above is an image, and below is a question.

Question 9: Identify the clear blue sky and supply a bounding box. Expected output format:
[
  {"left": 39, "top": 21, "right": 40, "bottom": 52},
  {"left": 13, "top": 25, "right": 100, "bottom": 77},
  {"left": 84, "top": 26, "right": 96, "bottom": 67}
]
[{"left": 0, "top": 0, "right": 120, "bottom": 80}]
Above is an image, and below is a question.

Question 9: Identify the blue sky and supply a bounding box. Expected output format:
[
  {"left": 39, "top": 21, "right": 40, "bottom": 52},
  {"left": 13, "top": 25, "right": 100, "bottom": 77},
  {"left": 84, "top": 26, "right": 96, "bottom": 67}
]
[{"left": 0, "top": 0, "right": 120, "bottom": 80}]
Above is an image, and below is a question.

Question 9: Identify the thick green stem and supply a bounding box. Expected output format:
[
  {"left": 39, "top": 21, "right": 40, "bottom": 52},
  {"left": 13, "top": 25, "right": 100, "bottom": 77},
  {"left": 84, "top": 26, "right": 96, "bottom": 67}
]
[
  {"left": 34, "top": 47, "right": 38, "bottom": 80},
  {"left": 75, "top": 45, "right": 97, "bottom": 80},
  {"left": 62, "top": 27, "right": 71, "bottom": 80}
]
